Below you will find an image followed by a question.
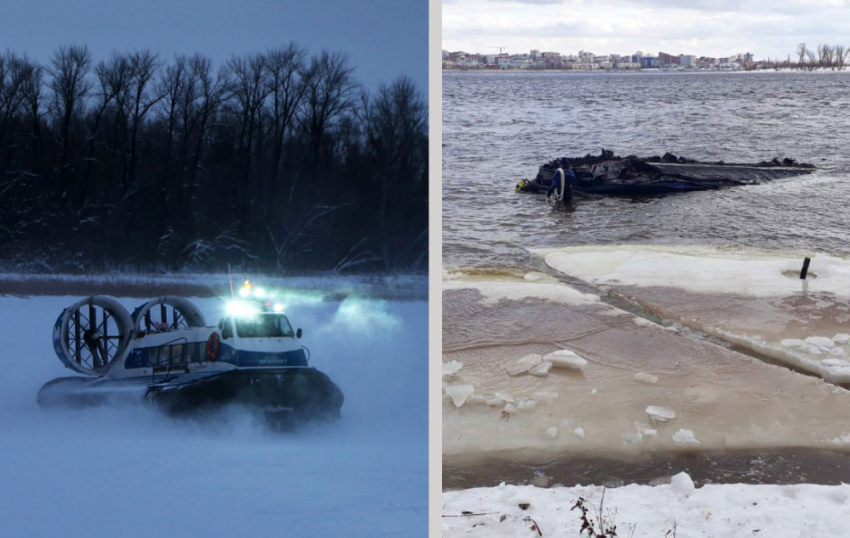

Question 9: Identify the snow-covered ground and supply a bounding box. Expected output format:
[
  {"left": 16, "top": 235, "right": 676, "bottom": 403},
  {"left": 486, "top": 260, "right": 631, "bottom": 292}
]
[
  {"left": 443, "top": 474, "right": 850, "bottom": 537},
  {"left": 0, "top": 290, "right": 427, "bottom": 537},
  {"left": 540, "top": 245, "right": 850, "bottom": 384}
]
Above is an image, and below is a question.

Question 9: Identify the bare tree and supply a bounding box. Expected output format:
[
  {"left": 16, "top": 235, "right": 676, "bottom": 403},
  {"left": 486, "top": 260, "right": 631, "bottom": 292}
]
[
  {"left": 19, "top": 57, "right": 44, "bottom": 159},
  {"left": 805, "top": 49, "right": 817, "bottom": 71},
  {"left": 78, "top": 52, "right": 134, "bottom": 205},
  {"left": 226, "top": 52, "right": 270, "bottom": 229},
  {"left": 158, "top": 54, "right": 188, "bottom": 204},
  {"left": 48, "top": 44, "right": 92, "bottom": 173},
  {"left": 0, "top": 53, "right": 31, "bottom": 163},
  {"left": 835, "top": 45, "right": 848, "bottom": 70},
  {"left": 818, "top": 44, "right": 834, "bottom": 69},
  {"left": 264, "top": 43, "right": 307, "bottom": 218},
  {"left": 362, "top": 76, "right": 427, "bottom": 271},
  {"left": 184, "top": 55, "right": 228, "bottom": 211},
  {"left": 796, "top": 43, "right": 808, "bottom": 69},
  {"left": 123, "top": 49, "right": 163, "bottom": 191},
  {"left": 297, "top": 51, "right": 359, "bottom": 167}
]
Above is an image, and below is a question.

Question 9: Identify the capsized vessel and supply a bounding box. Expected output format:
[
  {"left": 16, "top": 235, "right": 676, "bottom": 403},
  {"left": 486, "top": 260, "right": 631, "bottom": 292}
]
[{"left": 516, "top": 150, "right": 816, "bottom": 203}]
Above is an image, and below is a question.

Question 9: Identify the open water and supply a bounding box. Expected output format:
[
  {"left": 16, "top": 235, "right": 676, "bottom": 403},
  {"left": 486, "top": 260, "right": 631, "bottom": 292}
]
[{"left": 443, "top": 70, "right": 850, "bottom": 271}]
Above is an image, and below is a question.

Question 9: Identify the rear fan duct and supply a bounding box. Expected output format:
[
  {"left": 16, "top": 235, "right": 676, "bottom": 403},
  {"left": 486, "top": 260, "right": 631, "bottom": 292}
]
[
  {"left": 131, "top": 297, "right": 207, "bottom": 332},
  {"left": 52, "top": 296, "right": 134, "bottom": 376}
]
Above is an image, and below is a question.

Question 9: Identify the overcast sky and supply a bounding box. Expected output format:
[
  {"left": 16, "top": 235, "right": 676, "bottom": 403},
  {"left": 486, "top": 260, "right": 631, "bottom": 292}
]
[
  {"left": 0, "top": 0, "right": 428, "bottom": 93},
  {"left": 443, "top": 0, "right": 850, "bottom": 60}
]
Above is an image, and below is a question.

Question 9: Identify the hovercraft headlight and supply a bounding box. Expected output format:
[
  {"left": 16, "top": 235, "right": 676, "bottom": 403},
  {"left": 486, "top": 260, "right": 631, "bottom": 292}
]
[{"left": 226, "top": 301, "right": 260, "bottom": 317}]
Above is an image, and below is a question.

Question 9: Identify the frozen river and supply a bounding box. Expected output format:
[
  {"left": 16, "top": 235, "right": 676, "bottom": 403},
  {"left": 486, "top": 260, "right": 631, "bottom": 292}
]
[{"left": 0, "top": 289, "right": 427, "bottom": 537}]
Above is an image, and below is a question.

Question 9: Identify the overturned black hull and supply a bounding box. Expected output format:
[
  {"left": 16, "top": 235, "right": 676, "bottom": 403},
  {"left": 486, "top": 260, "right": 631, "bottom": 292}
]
[
  {"left": 38, "top": 368, "right": 344, "bottom": 423},
  {"left": 517, "top": 151, "right": 816, "bottom": 201}
]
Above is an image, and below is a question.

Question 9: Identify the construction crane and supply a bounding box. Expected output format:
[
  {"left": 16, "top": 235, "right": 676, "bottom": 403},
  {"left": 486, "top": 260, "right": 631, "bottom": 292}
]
[{"left": 491, "top": 45, "right": 506, "bottom": 54}]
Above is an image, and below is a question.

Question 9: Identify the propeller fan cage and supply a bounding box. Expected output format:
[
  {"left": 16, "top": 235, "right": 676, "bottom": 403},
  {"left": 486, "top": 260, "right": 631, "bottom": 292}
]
[{"left": 52, "top": 297, "right": 134, "bottom": 376}]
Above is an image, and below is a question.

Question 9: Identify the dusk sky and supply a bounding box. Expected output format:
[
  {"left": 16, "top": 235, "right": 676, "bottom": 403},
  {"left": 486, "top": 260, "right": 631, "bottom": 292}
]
[
  {"left": 0, "top": 0, "right": 428, "bottom": 93},
  {"left": 443, "top": 0, "right": 850, "bottom": 60}
]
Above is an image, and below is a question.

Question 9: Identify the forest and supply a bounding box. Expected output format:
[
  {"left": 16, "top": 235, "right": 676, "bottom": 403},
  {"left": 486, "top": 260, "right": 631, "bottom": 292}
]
[{"left": 0, "top": 44, "right": 428, "bottom": 274}]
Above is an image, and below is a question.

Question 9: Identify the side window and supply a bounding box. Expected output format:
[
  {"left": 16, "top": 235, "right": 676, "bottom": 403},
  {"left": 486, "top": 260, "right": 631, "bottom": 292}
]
[
  {"left": 186, "top": 343, "right": 198, "bottom": 363},
  {"left": 222, "top": 318, "right": 233, "bottom": 339},
  {"left": 169, "top": 344, "right": 185, "bottom": 365},
  {"left": 152, "top": 346, "right": 167, "bottom": 366}
]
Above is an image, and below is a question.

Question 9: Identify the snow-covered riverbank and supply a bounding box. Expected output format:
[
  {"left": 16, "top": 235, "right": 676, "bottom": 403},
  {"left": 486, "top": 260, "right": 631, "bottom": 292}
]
[{"left": 444, "top": 475, "right": 850, "bottom": 537}]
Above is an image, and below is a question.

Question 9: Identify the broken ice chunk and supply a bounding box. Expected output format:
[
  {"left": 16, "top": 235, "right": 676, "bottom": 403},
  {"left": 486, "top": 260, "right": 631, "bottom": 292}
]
[
  {"left": 517, "top": 398, "right": 538, "bottom": 410},
  {"left": 780, "top": 339, "right": 807, "bottom": 348},
  {"left": 442, "top": 360, "right": 463, "bottom": 377},
  {"left": 544, "top": 349, "right": 588, "bottom": 370},
  {"left": 506, "top": 354, "right": 543, "bottom": 376},
  {"left": 546, "top": 427, "right": 558, "bottom": 439},
  {"left": 530, "top": 361, "right": 553, "bottom": 377},
  {"left": 672, "top": 429, "right": 700, "bottom": 447},
  {"left": 634, "top": 372, "right": 659, "bottom": 384},
  {"left": 486, "top": 397, "right": 506, "bottom": 407},
  {"left": 833, "top": 333, "right": 850, "bottom": 345},
  {"left": 644, "top": 428, "right": 658, "bottom": 437},
  {"left": 574, "top": 427, "right": 585, "bottom": 439},
  {"left": 444, "top": 384, "right": 474, "bottom": 407},
  {"left": 503, "top": 403, "right": 519, "bottom": 414},
  {"left": 646, "top": 405, "right": 676, "bottom": 423},
  {"left": 494, "top": 391, "right": 515, "bottom": 403},
  {"left": 805, "top": 336, "right": 835, "bottom": 349}
]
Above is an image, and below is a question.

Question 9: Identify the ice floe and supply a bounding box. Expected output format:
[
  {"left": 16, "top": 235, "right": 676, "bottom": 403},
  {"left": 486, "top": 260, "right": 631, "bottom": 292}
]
[
  {"left": 538, "top": 245, "right": 850, "bottom": 384},
  {"left": 543, "top": 349, "right": 588, "bottom": 370},
  {"left": 529, "top": 361, "right": 553, "bottom": 377},
  {"left": 673, "top": 429, "right": 701, "bottom": 447},
  {"left": 443, "top": 279, "right": 599, "bottom": 305},
  {"left": 445, "top": 384, "right": 474, "bottom": 407},
  {"left": 506, "top": 354, "right": 542, "bottom": 376},
  {"left": 634, "top": 372, "right": 658, "bottom": 384},
  {"left": 646, "top": 405, "right": 676, "bottom": 423}
]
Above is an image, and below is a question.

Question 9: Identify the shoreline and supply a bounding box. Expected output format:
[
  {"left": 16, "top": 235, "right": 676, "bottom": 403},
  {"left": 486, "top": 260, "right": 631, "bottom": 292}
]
[
  {"left": 0, "top": 272, "right": 428, "bottom": 301},
  {"left": 443, "top": 67, "right": 850, "bottom": 75},
  {"left": 445, "top": 447, "right": 850, "bottom": 490}
]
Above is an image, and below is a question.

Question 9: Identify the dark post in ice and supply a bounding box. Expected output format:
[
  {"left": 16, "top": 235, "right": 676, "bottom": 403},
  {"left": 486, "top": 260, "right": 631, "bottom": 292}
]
[{"left": 800, "top": 257, "right": 812, "bottom": 280}]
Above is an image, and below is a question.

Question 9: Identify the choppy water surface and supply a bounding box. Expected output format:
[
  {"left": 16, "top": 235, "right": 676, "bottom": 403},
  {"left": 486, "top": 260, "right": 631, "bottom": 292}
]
[{"left": 443, "top": 71, "right": 850, "bottom": 270}]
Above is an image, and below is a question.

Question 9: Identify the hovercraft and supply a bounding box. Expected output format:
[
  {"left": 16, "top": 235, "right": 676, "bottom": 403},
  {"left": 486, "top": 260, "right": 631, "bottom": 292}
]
[
  {"left": 39, "top": 293, "right": 344, "bottom": 425},
  {"left": 516, "top": 150, "right": 816, "bottom": 204}
]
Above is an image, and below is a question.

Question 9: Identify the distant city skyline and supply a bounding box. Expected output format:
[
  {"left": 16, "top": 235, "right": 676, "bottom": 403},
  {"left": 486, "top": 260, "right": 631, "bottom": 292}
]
[{"left": 443, "top": 0, "right": 850, "bottom": 63}]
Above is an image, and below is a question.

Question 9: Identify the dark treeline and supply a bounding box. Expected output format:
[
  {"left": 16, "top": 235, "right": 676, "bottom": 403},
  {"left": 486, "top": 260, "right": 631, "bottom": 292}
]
[{"left": 0, "top": 44, "right": 428, "bottom": 273}]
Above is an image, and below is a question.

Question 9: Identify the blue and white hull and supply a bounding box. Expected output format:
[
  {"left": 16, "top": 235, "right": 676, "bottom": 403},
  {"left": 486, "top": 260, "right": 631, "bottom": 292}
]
[{"left": 40, "top": 296, "right": 344, "bottom": 425}]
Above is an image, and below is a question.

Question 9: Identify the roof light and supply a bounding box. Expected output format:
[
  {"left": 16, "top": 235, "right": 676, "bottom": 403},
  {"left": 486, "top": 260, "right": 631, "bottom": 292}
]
[{"left": 226, "top": 301, "right": 260, "bottom": 317}]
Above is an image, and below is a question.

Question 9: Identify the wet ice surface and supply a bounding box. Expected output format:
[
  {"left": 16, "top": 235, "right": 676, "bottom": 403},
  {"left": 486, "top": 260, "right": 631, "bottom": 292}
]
[
  {"left": 0, "top": 293, "right": 427, "bottom": 537},
  {"left": 444, "top": 449, "right": 850, "bottom": 490},
  {"left": 541, "top": 245, "right": 850, "bottom": 384},
  {"left": 443, "top": 278, "right": 850, "bottom": 464}
]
